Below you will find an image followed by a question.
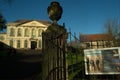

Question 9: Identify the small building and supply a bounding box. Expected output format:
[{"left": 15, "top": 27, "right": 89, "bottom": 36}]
[
  {"left": 0, "top": 19, "right": 51, "bottom": 50},
  {"left": 80, "top": 34, "right": 114, "bottom": 49}
]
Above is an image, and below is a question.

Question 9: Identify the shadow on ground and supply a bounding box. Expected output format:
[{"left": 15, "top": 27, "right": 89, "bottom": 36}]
[{"left": 0, "top": 51, "right": 42, "bottom": 80}]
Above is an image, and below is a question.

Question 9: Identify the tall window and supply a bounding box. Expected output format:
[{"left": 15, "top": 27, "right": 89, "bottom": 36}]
[
  {"left": 39, "top": 40, "right": 42, "bottom": 48},
  {"left": 24, "top": 40, "right": 28, "bottom": 48},
  {"left": 9, "top": 40, "right": 13, "bottom": 47},
  {"left": 17, "top": 40, "right": 20, "bottom": 48},
  {"left": 32, "top": 29, "right": 36, "bottom": 38},
  {"left": 10, "top": 28, "right": 15, "bottom": 36},
  {"left": 18, "top": 28, "right": 22, "bottom": 36},
  {"left": 38, "top": 29, "right": 42, "bottom": 37},
  {"left": 24, "top": 28, "right": 29, "bottom": 37}
]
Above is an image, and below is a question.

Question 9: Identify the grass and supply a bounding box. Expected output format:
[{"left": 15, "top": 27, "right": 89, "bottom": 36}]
[
  {"left": 66, "top": 53, "right": 84, "bottom": 80},
  {"left": 67, "top": 53, "right": 84, "bottom": 66}
]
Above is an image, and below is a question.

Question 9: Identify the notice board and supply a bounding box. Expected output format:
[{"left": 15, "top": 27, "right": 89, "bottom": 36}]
[{"left": 84, "top": 47, "right": 120, "bottom": 75}]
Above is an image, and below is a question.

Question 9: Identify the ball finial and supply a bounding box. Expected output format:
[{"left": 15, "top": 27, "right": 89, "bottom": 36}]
[{"left": 47, "top": 2, "right": 63, "bottom": 23}]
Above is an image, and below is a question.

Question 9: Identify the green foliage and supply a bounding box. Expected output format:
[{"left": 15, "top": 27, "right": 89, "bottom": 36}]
[
  {"left": 67, "top": 53, "right": 84, "bottom": 66},
  {"left": 67, "top": 49, "right": 84, "bottom": 80}
]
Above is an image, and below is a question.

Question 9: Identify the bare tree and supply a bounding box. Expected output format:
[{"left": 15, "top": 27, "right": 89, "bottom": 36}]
[
  {"left": 104, "top": 18, "right": 120, "bottom": 46},
  {"left": 0, "top": 13, "right": 6, "bottom": 31},
  {"left": 105, "top": 18, "right": 119, "bottom": 37}
]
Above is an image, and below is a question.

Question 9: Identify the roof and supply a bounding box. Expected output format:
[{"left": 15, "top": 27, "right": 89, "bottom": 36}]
[
  {"left": 7, "top": 19, "right": 51, "bottom": 26},
  {"left": 80, "top": 34, "right": 113, "bottom": 42}
]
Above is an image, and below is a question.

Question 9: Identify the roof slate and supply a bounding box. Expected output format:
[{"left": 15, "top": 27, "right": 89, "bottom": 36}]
[
  {"left": 7, "top": 19, "right": 51, "bottom": 26},
  {"left": 80, "top": 34, "right": 113, "bottom": 42}
]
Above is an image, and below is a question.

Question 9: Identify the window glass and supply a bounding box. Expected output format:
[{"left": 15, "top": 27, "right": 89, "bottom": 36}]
[
  {"left": 32, "top": 29, "right": 36, "bottom": 38},
  {"left": 24, "top": 28, "right": 29, "bottom": 37},
  {"left": 10, "top": 28, "right": 15, "bottom": 36},
  {"left": 10, "top": 40, "right": 13, "bottom": 47},
  {"left": 38, "top": 29, "right": 42, "bottom": 37},
  {"left": 39, "top": 40, "right": 42, "bottom": 48},
  {"left": 17, "top": 40, "right": 20, "bottom": 48},
  {"left": 24, "top": 40, "right": 28, "bottom": 48},
  {"left": 18, "top": 28, "right": 22, "bottom": 36}
]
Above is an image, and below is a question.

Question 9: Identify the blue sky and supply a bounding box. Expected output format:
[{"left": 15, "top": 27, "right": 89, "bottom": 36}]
[{"left": 0, "top": 0, "right": 120, "bottom": 38}]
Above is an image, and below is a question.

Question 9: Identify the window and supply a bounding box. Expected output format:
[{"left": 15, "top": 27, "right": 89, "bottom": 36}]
[
  {"left": 0, "top": 36, "right": 4, "bottom": 40},
  {"left": 106, "top": 41, "right": 112, "bottom": 47},
  {"left": 17, "top": 28, "right": 22, "bottom": 36},
  {"left": 9, "top": 40, "right": 13, "bottom": 47},
  {"left": 31, "top": 29, "right": 36, "bottom": 38},
  {"left": 17, "top": 40, "right": 20, "bottom": 48},
  {"left": 24, "top": 28, "right": 29, "bottom": 37},
  {"left": 86, "top": 43, "right": 90, "bottom": 48},
  {"left": 38, "top": 29, "right": 42, "bottom": 37},
  {"left": 39, "top": 40, "right": 42, "bottom": 48},
  {"left": 10, "top": 28, "right": 15, "bottom": 36},
  {"left": 24, "top": 40, "right": 28, "bottom": 48}
]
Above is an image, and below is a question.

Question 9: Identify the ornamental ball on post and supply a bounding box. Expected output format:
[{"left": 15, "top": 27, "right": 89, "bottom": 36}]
[{"left": 47, "top": 1, "right": 63, "bottom": 23}]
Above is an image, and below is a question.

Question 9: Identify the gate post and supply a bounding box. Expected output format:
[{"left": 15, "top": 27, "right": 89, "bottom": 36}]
[{"left": 42, "top": 2, "right": 68, "bottom": 80}]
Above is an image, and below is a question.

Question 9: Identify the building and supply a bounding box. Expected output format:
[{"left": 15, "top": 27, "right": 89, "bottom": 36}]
[
  {"left": 0, "top": 19, "right": 51, "bottom": 50},
  {"left": 80, "top": 34, "right": 114, "bottom": 49}
]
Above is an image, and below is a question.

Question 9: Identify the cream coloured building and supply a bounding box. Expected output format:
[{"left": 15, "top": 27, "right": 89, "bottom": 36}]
[
  {"left": 80, "top": 34, "right": 114, "bottom": 49},
  {"left": 0, "top": 19, "right": 51, "bottom": 50}
]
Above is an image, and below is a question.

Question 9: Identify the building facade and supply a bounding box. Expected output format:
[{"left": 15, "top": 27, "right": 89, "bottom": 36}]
[
  {"left": 80, "top": 34, "right": 114, "bottom": 49},
  {"left": 0, "top": 19, "right": 51, "bottom": 50}
]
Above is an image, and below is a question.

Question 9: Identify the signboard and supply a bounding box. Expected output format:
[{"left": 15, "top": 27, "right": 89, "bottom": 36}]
[{"left": 84, "top": 47, "right": 120, "bottom": 75}]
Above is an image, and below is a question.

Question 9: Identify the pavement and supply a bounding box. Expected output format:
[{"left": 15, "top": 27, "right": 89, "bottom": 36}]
[{"left": 0, "top": 53, "right": 42, "bottom": 80}]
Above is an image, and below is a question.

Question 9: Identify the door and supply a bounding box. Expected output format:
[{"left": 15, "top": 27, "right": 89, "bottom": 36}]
[{"left": 31, "top": 41, "right": 37, "bottom": 49}]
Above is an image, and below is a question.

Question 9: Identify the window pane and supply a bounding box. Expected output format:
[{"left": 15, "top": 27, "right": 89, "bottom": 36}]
[
  {"left": 39, "top": 40, "right": 41, "bottom": 48},
  {"left": 24, "top": 40, "right": 27, "bottom": 48},
  {"left": 32, "top": 29, "right": 36, "bottom": 38},
  {"left": 17, "top": 40, "right": 20, "bottom": 48},
  {"left": 10, "top": 28, "right": 15, "bottom": 36},
  {"left": 25, "top": 28, "right": 29, "bottom": 37},
  {"left": 18, "top": 28, "right": 22, "bottom": 36},
  {"left": 10, "top": 40, "right": 13, "bottom": 47},
  {"left": 38, "top": 29, "right": 42, "bottom": 37}
]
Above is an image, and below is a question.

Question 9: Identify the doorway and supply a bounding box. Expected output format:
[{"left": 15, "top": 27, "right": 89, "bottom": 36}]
[{"left": 31, "top": 41, "right": 37, "bottom": 49}]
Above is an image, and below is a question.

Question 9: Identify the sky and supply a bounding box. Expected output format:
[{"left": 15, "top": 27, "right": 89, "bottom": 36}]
[{"left": 0, "top": 0, "right": 120, "bottom": 39}]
